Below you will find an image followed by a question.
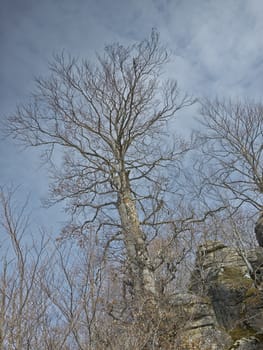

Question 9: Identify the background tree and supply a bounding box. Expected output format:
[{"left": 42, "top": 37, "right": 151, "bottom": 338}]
[
  {"left": 197, "top": 98, "right": 263, "bottom": 212},
  {"left": 0, "top": 188, "right": 49, "bottom": 350},
  {"left": 0, "top": 187, "right": 115, "bottom": 349},
  {"left": 194, "top": 98, "right": 263, "bottom": 256},
  {"left": 6, "top": 30, "right": 194, "bottom": 299}
]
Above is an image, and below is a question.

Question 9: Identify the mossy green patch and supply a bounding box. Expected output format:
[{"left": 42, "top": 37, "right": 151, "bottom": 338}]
[
  {"left": 244, "top": 287, "right": 263, "bottom": 307},
  {"left": 228, "top": 326, "right": 256, "bottom": 341},
  {"left": 217, "top": 267, "right": 253, "bottom": 289},
  {"left": 245, "top": 286, "right": 258, "bottom": 298}
]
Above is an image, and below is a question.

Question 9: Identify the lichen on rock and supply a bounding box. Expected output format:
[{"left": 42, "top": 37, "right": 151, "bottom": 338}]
[{"left": 186, "top": 241, "right": 263, "bottom": 349}]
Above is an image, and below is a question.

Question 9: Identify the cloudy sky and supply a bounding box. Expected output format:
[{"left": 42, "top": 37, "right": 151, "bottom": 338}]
[{"left": 1, "top": 0, "right": 263, "bottom": 231}]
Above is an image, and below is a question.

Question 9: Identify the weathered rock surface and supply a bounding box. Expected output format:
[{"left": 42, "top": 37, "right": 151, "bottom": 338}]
[
  {"left": 168, "top": 292, "right": 232, "bottom": 349},
  {"left": 229, "top": 337, "right": 262, "bottom": 350},
  {"left": 187, "top": 241, "right": 263, "bottom": 350}
]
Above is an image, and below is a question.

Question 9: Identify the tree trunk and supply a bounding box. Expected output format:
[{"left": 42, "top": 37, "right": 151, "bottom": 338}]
[{"left": 117, "top": 170, "right": 156, "bottom": 299}]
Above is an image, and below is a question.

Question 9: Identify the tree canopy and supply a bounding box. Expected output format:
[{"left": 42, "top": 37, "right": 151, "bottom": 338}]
[{"left": 6, "top": 30, "right": 194, "bottom": 298}]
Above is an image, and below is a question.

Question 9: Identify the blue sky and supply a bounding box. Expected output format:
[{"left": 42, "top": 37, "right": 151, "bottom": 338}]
[{"left": 1, "top": 0, "right": 263, "bottom": 231}]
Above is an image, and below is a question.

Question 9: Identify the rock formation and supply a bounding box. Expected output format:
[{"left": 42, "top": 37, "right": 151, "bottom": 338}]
[
  {"left": 184, "top": 241, "right": 263, "bottom": 349},
  {"left": 166, "top": 292, "right": 232, "bottom": 349},
  {"left": 138, "top": 241, "right": 263, "bottom": 349},
  {"left": 255, "top": 213, "right": 263, "bottom": 247}
]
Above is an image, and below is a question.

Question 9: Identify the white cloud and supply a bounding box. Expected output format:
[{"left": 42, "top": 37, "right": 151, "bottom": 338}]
[{"left": 161, "top": 0, "right": 263, "bottom": 98}]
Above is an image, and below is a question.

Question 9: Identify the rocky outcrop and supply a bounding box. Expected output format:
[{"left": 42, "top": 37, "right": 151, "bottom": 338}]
[
  {"left": 229, "top": 337, "right": 262, "bottom": 350},
  {"left": 187, "top": 241, "right": 263, "bottom": 350},
  {"left": 167, "top": 293, "right": 232, "bottom": 349},
  {"left": 144, "top": 241, "right": 263, "bottom": 349}
]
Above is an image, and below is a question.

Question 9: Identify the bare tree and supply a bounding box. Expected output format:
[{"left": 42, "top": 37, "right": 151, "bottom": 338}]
[
  {"left": 196, "top": 98, "right": 263, "bottom": 212},
  {"left": 0, "top": 187, "right": 111, "bottom": 349},
  {"left": 6, "top": 30, "right": 193, "bottom": 299},
  {"left": 39, "top": 234, "right": 107, "bottom": 350},
  {"left": 194, "top": 98, "right": 263, "bottom": 252},
  {"left": 0, "top": 187, "right": 49, "bottom": 350}
]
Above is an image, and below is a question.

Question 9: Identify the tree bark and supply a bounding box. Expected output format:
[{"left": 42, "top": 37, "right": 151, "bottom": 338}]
[{"left": 117, "top": 170, "right": 156, "bottom": 299}]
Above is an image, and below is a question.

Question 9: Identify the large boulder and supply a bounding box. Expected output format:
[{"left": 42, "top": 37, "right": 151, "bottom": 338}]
[
  {"left": 166, "top": 292, "right": 232, "bottom": 349},
  {"left": 190, "top": 241, "right": 263, "bottom": 349}
]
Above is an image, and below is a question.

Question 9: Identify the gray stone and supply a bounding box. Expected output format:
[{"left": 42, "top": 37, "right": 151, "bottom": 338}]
[
  {"left": 230, "top": 337, "right": 263, "bottom": 350},
  {"left": 188, "top": 241, "right": 263, "bottom": 349},
  {"left": 168, "top": 292, "right": 232, "bottom": 349}
]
